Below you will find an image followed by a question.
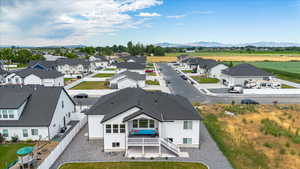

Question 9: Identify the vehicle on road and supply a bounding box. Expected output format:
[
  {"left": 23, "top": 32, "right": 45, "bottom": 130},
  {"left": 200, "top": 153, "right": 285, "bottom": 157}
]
[
  {"left": 180, "top": 75, "right": 188, "bottom": 80},
  {"left": 73, "top": 93, "right": 88, "bottom": 99},
  {"left": 229, "top": 85, "right": 243, "bottom": 93},
  {"left": 241, "top": 99, "right": 259, "bottom": 104}
]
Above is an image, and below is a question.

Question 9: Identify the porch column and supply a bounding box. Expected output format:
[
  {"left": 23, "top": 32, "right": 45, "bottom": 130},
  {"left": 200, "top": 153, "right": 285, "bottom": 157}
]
[{"left": 125, "top": 122, "right": 128, "bottom": 155}]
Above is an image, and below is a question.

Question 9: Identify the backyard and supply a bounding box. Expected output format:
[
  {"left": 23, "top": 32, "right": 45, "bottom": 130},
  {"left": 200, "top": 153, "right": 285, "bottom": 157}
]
[
  {"left": 93, "top": 73, "right": 115, "bottom": 78},
  {"left": 198, "top": 104, "right": 300, "bottom": 169},
  {"left": 59, "top": 162, "right": 208, "bottom": 169},
  {"left": 0, "top": 143, "right": 34, "bottom": 169},
  {"left": 146, "top": 80, "right": 160, "bottom": 85},
  {"left": 71, "top": 81, "right": 110, "bottom": 90},
  {"left": 191, "top": 76, "right": 220, "bottom": 83}
]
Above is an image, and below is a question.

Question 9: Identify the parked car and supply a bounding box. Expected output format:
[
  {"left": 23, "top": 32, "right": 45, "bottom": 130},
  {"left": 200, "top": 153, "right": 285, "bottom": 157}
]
[
  {"left": 74, "top": 93, "right": 88, "bottom": 99},
  {"left": 241, "top": 99, "right": 259, "bottom": 104},
  {"left": 145, "top": 70, "right": 154, "bottom": 73},
  {"left": 229, "top": 85, "right": 243, "bottom": 93},
  {"left": 180, "top": 75, "right": 188, "bottom": 80}
]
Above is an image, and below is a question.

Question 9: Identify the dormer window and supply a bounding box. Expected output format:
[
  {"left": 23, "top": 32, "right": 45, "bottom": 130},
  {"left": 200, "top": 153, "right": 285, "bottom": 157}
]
[
  {"left": 2, "top": 110, "right": 8, "bottom": 119},
  {"left": 8, "top": 110, "right": 14, "bottom": 118}
]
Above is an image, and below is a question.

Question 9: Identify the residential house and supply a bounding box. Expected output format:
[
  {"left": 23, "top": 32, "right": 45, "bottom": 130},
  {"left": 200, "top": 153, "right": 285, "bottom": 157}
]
[
  {"left": 109, "top": 71, "right": 146, "bottom": 89},
  {"left": 115, "top": 62, "right": 146, "bottom": 74},
  {"left": 85, "top": 88, "right": 202, "bottom": 157},
  {"left": 196, "top": 59, "right": 228, "bottom": 78},
  {"left": 0, "top": 67, "right": 8, "bottom": 84},
  {"left": 0, "top": 85, "right": 76, "bottom": 141},
  {"left": 4, "top": 68, "right": 64, "bottom": 86},
  {"left": 221, "top": 63, "right": 274, "bottom": 87},
  {"left": 43, "top": 54, "right": 67, "bottom": 61},
  {"left": 89, "top": 55, "right": 109, "bottom": 69}
]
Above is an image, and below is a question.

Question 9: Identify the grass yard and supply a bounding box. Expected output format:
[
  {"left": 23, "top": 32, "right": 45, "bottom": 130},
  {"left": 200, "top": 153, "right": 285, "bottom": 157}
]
[
  {"left": 0, "top": 143, "right": 35, "bottom": 169},
  {"left": 64, "top": 78, "right": 76, "bottom": 84},
  {"left": 93, "top": 73, "right": 115, "bottom": 78},
  {"left": 147, "top": 72, "right": 157, "bottom": 76},
  {"left": 60, "top": 162, "right": 208, "bottom": 169},
  {"left": 191, "top": 76, "right": 220, "bottom": 83},
  {"left": 198, "top": 104, "right": 300, "bottom": 169},
  {"left": 182, "top": 70, "right": 194, "bottom": 73},
  {"left": 281, "top": 84, "right": 296, "bottom": 88},
  {"left": 104, "top": 68, "right": 117, "bottom": 71},
  {"left": 71, "top": 81, "right": 109, "bottom": 90},
  {"left": 146, "top": 80, "right": 160, "bottom": 85}
]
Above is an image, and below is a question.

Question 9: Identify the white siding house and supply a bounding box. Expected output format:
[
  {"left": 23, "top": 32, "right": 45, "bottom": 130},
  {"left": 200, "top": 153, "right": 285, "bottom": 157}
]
[
  {"left": 109, "top": 71, "right": 146, "bottom": 89},
  {"left": 85, "top": 88, "right": 202, "bottom": 157}
]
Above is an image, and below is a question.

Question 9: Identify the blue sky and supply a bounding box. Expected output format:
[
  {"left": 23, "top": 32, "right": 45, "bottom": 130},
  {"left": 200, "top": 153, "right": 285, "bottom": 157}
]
[{"left": 0, "top": 0, "right": 299, "bottom": 46}]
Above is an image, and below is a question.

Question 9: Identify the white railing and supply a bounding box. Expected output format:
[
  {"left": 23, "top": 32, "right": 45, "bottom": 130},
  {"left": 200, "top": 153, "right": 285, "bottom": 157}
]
[
  {"left": 127, "top": 138, "right": 160, "bottom": 146},
  {"left": 160, "top": 138, "right": 180, "bottom": 155},
  {"left": 37, "top": 117, "right": 87, "bottom": 169}
]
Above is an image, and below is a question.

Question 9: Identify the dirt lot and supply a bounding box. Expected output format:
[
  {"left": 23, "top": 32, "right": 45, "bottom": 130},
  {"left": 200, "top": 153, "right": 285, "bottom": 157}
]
[{"left": 198, "top": 104, "right": 300, "bottom": 169}]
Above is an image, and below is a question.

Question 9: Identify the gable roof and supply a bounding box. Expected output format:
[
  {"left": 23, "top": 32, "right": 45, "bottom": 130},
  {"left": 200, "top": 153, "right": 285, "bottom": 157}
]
[
  {"left": 14, "top": 68, "right": 63, "bottom": 79},
  {"left": 222, "top": 63, "right": 273, "bottom": 77},
  {"left": 85, "top": 88, "right": 202, "bottom": 122},
  {"left": 0, "top": 85, "right": 75, "bottom": 127},
  {"left": 115, "top": 62, "right": 146, "bottom": 70},
  {"left": 0, "top": 92, "right": 31, "bottom": 109},
  {"left": 94, "top": 55, "right": 108, "bottom": 61},
  {"left": 110, "top": 71, "right": 145, "bottom": 82}
]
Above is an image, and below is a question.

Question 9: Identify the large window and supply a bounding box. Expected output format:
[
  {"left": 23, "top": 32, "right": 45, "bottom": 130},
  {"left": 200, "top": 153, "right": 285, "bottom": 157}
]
[
  {"left": 23, "top": 129, "right": 28, "bottom": 137},
  {"left": 120, "top": 124, "right": 125, "bottom": 133},
  {"left": 183, "top": 138, "right": 192, "bottom": 144},
  {"left": 8, "top": 110, "right": 14, "bottom": 118},
  {"left": 183, "top": 121, "right": 193, "bottom": 130},
  {"left": 2, "top": 129, "right": 8, "bottom": 137},
  {"left": 2, "top": 110, "right": 8, "bottom": 119},
  {"left": 133, "top": 120, "right": 138, "bottom": 128},
  {"left": 31, "top": 129, "right": 39, "bottom": 136},
  {"left": 112, "top": 142, "right": 120, "bottom": 147},
  {"left": 106, "top": 124, "right": 111, "bottom": 133},
  {"left": 113, "top": 124, "right": 119, "bottom": 133},
  {"left": 139, "top": 119, "right": 149, "bottom": 128},
  {"left": 149, "top": 120, "right": 155, "bottom": 128}
]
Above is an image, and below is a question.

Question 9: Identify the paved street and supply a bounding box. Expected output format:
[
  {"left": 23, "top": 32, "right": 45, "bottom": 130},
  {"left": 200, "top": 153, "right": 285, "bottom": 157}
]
[{"left": 157, "top": 63, "right": 300, "bottom": 104}]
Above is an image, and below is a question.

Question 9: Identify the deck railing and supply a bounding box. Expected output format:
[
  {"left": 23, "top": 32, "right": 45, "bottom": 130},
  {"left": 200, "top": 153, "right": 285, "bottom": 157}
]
[{"left": 127, "top": 138, "right": 160, "bottom": 146}]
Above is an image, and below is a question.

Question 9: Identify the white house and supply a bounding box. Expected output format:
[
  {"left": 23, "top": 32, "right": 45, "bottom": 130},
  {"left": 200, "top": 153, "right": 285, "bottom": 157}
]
[
  {"left": 115, "top": 62, "right": 146, "bottom": 74},
  {"left": 85, "top": 88, "right": 202, "bottom": 158},
  {"left": 4, "top": 68, "right": 64, "bottom": 86},
  {"left": 109, "top": 71, "right": 146, "bottom": 89},
  {"left": 0, "top": 85, "right": 76, "bottom": 141},
  {"left": 196, "top": 59, "right": 228, "bottom": 78},
  {"left": 221, "top": 63, "right": 274, "bottom": 87},
  {"left": 89, "top": 55, "right": 109, "bottom": 69}
]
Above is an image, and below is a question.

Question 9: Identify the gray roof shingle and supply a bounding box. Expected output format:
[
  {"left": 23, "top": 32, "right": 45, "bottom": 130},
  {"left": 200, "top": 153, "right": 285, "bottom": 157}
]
[
  {"left": 0, "top": 85, "right": 75, "bottom": 127},
  {"left": 85, "top": 88, "right": 202, "bottom": 122},
  {"left": 222, "top": 63, "right": 273, "bottom": 77},
  {"left": 14, "top": 68, "right": 63, "bottom": 79},
  {"left": 110, "top": 71, "right": 145, "bottom": 81},
  {"left": 115, "top": 62, "right": 146, "bottom": 70}
]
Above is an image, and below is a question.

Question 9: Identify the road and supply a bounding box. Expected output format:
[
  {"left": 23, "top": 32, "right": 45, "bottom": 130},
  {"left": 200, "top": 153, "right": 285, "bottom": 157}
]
[{"left": 157, "top": 63, "right": 300, "bottom": 104}]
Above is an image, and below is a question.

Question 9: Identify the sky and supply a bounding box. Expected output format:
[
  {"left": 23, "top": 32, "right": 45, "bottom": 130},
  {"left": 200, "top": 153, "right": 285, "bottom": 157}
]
[{"left": 0, "top": 0, "right": 299, "bottom": 46}]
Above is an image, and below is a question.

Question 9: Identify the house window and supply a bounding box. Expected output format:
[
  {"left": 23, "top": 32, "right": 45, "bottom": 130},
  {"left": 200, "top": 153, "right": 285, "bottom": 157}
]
[
  {"left": 139, "top": 119, "right": 148, "bottom": 128},
  {"left": 113, "top": 124, "right": 119, "bottom": 133},
  {"left": 2, "top": 129, "right": 8, "bottom": 137},
  {"left": 62, "top": 101, "right": 64, "bottom": 109},
  {"left": 31, "top": 129, "right": 38, "bottom": 136},
  {"left": 112, "top": 142, "right": 120, "bottom": 147},
  {"left": 120, "top": 124, "right": 125, "bottom": 133},
  {"left": 149, "top": 120, "right": 155, "bottom": 128},
  {"left": 183, "top": 121, "right": 193, "bottom": 130},
  {"left": 8, "top": 110, "right": 14, "bottom": 118},
  {"left": 106, "top": 124, "right": 111, "bottom": 133},
  {"left": 2, "top": 110, "right": 8, "bottom": 119},
  {"left": 68, "top": 112, "right": 71, "bottom": 118},
  {"left": 0, "top": 110, "right": 2, "bottom": 118},
  {"left": 183, "top": 138, "right": 192, "bottom": 144},
  {"left": 23, "top": 129, "right": 28, "bottom": 137},
  {"left": 133, "top": 120, "right": 138, "bottom": 128}
]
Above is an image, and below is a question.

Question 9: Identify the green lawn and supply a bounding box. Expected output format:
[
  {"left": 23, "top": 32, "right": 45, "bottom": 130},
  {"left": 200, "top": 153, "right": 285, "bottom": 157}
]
[
  {"left": 71, "top": 81, "right": 109, "bottom": 90},
  {"left": 191, "top": 76, "right": 220, "bottom": 83},
  {"left": 60, "top": 162, "right": 208, "bottom": 169},
  {"left": 281, "top": 84, "right": 296, "bottom": 88},
  {"left": 64, "top": 78, "right": 75, "bottom": 84},
  {"left": 93, "top": 73, "right": 115, "bottom": 78},
  {"left": 104, "top": 68, "right": 117, "bottom": 71},
  {"left": 0, "top": 143, "right": 34, "bottom": 169},
  {"left": 146, "top": 80, "right": 160, "bottom": 85},
  {"left": 182, "top": 70, "right": 194, "bottom": 73},
  {"left": 147, "top": 72, "right": 157, "bottom": 76}
]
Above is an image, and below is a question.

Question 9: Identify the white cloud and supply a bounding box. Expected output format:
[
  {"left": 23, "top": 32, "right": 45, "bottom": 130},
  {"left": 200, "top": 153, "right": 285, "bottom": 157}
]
[
  {"left": 166, "top": 15, "right": 186, "bottom": 19},
  {"left": 137, "top": 12, "right": 161, "bottom": 17},
  {"left": 0, "top": 0, "right": 163, "bottom": 46}
]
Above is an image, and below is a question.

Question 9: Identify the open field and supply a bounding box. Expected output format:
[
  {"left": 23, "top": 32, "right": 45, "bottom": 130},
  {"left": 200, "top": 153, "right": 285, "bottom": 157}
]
[
  {"left": 60, "top": 162, "right": 208, "bottom": 169},
  {"left": 198, "top": 104, "right": 300, "bottom": 169},
  {"left": 93, "top": 73, "right": 115, "bottom": 78},
  {"left": 0, "top": 143, "right": 34, "bottom": 169},
  {"left": 71, "top": 81, "right": 109, "bottom": 90}
]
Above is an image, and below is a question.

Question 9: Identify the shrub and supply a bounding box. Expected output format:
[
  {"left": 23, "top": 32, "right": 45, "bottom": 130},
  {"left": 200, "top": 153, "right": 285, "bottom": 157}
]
[
  {"left": 11, "top": 135, "right": 19, "bottom": 142},
  {"left": 224, "top": 105, "right": 257, "bottom": 115},
  {"left": 279, "top": 148, "right": 286, "bottom": 155},
  {"left": 150, "top": 157, "right": 154, "bottom": 160},
  {"left": 0, "top": 133, "right": 5, "bottom": 143},
  {"left": 263, "top": 143, "right": 273, "bottom": 148},
  {"left": 285, "top": 142, "right": 290, "bottom": 148},
  {"left": 26, "top": 139, "right": 33, "bottom": 143}
]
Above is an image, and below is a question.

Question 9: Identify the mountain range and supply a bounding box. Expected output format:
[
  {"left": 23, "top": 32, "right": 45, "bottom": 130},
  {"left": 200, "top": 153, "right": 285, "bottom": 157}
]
[{"left": 154, "top": 41, "right": 300, "bottom": 48}]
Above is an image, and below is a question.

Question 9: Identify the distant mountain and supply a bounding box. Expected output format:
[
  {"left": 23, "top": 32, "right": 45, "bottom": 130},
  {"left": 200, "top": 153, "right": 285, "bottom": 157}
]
[{"left": 155, "top": 41, "right": 300, "bottom": 48}]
